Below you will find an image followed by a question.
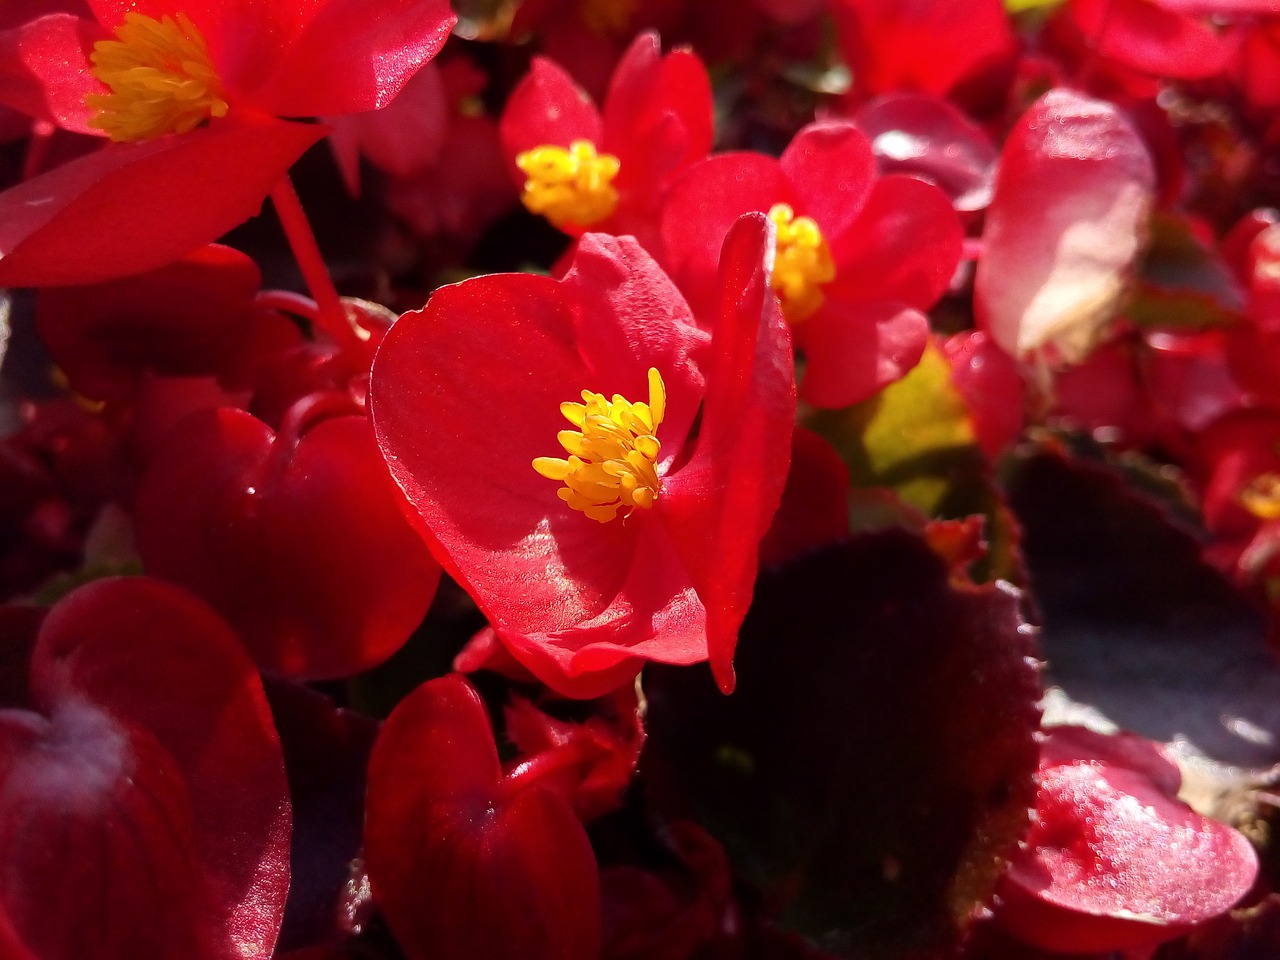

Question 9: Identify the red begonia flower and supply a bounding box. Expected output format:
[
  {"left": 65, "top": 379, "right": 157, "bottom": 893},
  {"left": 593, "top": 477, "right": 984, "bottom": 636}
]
[
  {"left": 660, "top": 120, "right": 962, "bottom": 409},
  {"left": 0, "top": 0, "right": 455, "bottom": 285},
  {"left": 996, "top": 726, "right": 1258, "bottom": 953},
  {"left": 365, "top": 674, "right": 601, "bottom": 960},
  {"left": 975, "top": 89, "right": 1156, "bottom": 362},
  {"left": 134, "top": 395, "right": 441, "bottom": 679},
  {"left": 372, "top": 216, "right": 794, "bottom": 695},
  {"left": 0, "top": 576, "right": 291, "bottom": 960},
  {"left": 499, "top": 32, "right": 713, "bottom": 254}
]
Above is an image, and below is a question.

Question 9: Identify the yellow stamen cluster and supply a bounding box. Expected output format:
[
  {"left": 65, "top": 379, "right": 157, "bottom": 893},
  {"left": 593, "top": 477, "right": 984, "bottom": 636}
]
[
  {"left": 86, "top": 13, "right": 228, "bottom": 143},
  {"left": 532, "top": 368, "right": 666, "bottom": 523},
  {"left": 516, "top": 140, "right": 621, "bottom": 231},
  {"left": 767, "top": 202, "right": 836, "bottom": 323},
  {"left": 579, "top": 0, "right": 640, "bottom": 34},
  {"left": 1241, "top": 473, "right": 1280, "bottom": 520}
]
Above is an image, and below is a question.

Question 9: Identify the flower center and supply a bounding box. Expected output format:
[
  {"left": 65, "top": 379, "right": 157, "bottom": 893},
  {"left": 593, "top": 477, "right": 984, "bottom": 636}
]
[
  {"left": 1241, "top": 472, "right": 1280, "bottom": 520},
  {"left": 516, "top": 140, "right": 621, "bottom": 231},
  {"left": 767, "top": 203, "right": 836, "bottom": 323},
  {"left": 85, "top": 13, "right": 228, "bottom": 142},
  {"left": 532, "top": 368, "right": 666, "bottom": 524}
]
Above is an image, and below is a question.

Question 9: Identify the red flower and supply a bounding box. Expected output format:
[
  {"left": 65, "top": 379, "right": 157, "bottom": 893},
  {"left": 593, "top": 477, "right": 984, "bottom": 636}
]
[
  {"left": 371, "top": 216, "right": 793, "bottom": 696},
  {"left": 365, "top": 674, "right": 602, "bottom": 960},
  {"left": 660, "top": 120, "right": 962, "bottom": 409},
  {"left": 499, "top": 32, "right": 713, "bottom": 255},
  {"left": 0, "top": 0, "right": 455, "bottom": 285},
  {"left": 996, "top": 726, "right": 1258, "bottom": 953},
  {"left": 0, "top": 577, "right": 292, "bottom": 960}
]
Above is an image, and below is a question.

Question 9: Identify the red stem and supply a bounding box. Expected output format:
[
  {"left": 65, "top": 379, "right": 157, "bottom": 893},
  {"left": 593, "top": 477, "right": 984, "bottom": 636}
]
[{"left": 270, "top": 174, "right": 362, "bottom": 352}]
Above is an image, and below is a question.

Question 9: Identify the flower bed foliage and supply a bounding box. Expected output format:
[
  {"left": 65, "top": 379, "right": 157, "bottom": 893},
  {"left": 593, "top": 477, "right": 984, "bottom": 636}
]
[{"left": 1, "top": 0, "right": 1279, "bottom": 957}]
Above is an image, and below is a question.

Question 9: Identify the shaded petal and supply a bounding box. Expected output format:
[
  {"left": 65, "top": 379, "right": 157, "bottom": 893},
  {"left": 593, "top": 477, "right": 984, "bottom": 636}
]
[{"left": 0, "top": 13, "right": 104, "bottom": 134}]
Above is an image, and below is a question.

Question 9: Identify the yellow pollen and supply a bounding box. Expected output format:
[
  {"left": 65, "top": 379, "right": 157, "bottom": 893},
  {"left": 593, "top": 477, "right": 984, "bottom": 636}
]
[
  {"left": 516, "top": 140, "right": 621, "bottom": 231},
  {"left": 85, "top": 13, "right": 228, "bottom": 143},
  {"left": 1241, "top": 473, "right": 1280, "bottom": 520},
  {"left": 767, "top": 203, "right": 836, "bottom": 323},
  {"left": 532, "top": 368, "right": 666, "bottom": 524}
]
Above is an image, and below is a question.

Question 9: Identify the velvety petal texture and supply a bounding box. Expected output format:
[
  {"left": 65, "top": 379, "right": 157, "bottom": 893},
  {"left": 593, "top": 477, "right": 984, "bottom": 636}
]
[{"left": 0, "top": 577, "right": 291, "bottom": 960}]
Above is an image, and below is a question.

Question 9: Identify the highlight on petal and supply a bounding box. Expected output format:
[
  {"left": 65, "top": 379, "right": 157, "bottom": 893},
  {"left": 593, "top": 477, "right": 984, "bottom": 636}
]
[{"left": 975, "top": 88, "right": 1156, "bottom": 361}]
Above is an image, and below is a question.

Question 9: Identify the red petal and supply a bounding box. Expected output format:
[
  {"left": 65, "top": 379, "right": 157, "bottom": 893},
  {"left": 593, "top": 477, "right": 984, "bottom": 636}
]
[
  {"left": 1069, "top": 0, "right": 1238, "bottom": 78},
  {"left": 604, "top": 33, "right": 714, "bottom": 212},
  {"left": 660, "top": 213, "right": 796, "bottom": 692},
  {"left": 659, "top": 152, "right": 787, "bottom": 321},
  {"left": 499, "top": 56, "right": 603, "bottom": 185},
  {"left": 975, "top": 89, "right": 1156, "bottom": 360},
  {"left": 0, "top": 13, "right": 104, "bottom": 134},
  {"left": 36, "top": 244, "right": 262, "bottom": 402},
  {"left": 827, "top": 173, "right": 962, "bottom": 309},
  {"left": 0, "top": 577, "right": 290, "bottom": 960},
  {"left": 797, "top": 300, "right": 929, "bottom": 409},
  {"left": 249, "top": 0, "right": 455, "bottom": 117},
  {"left": 758, "top": 427, "right": 851, "bottom": 567},
  {"left": 778, "top": 121, "right": 876, "bottom": 243},
  {"left": 998, "top": 727, "right": 1258, "bottom": 953},
  {"left": 135, "top": 405, "right": 440, "bottom": 679},
  {"left": 366, "top": 675, "right": 600, "bottom": 960},
  {"left": 0, "top": 115, "right": 325, "bottom": 287}
]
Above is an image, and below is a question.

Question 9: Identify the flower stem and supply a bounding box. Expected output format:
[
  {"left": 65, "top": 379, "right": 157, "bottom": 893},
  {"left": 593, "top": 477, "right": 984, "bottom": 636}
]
[{"left": 270, "top": 174, "right": 360, "bottom": 352}]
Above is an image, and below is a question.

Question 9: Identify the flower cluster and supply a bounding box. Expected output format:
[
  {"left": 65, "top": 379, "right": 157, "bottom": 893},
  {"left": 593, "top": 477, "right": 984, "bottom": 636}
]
[{"left": 0, "top": 0, "right": 1279, "bottom": 958}]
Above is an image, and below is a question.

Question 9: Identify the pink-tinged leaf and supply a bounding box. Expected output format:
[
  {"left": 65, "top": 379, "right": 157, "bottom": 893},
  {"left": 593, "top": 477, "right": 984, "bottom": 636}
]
[
  {"left": 997, "top": 726, "right": 1258, "bottom": 953},
  {"left": 975, "top": 89, "right": 1156, "bottom": 360},
  {"left": 852, "top": 92, "right": 998, "bottom": 213},
  {"left": 0, "top": 577, "right": 290, "bottom": 960},
  {"left": 499, "top": 56, "right": 603, "bottom": 184},
  {"left": 135, "top": 403, "right": 440, "bottom": 680},
  {"left": 36, "top": 244, "right": 262, "bottom": 402},
  {"left": 365, "top": 675, "right": 600, "bottom": 960},
  {"left": 0, "top": 115, "right": 325, "bottom": 287},
  {"left": 0, "top": 13, "right": 103, "bottom": 134},
  {"left": 644, "top": 530, "right": 1041, "bottom": 957},
  {"left": 248, "top": 0, "right": 455, "bottom": 117},
  {"left": 660, "top": 213, "right": 795, "bottom": 692},
  {"left": 1070, "top": 0, "right": 1239, "bottom": 78},
  {"left": 797, "top": 300, "right": 929, "bottom": 409}
]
